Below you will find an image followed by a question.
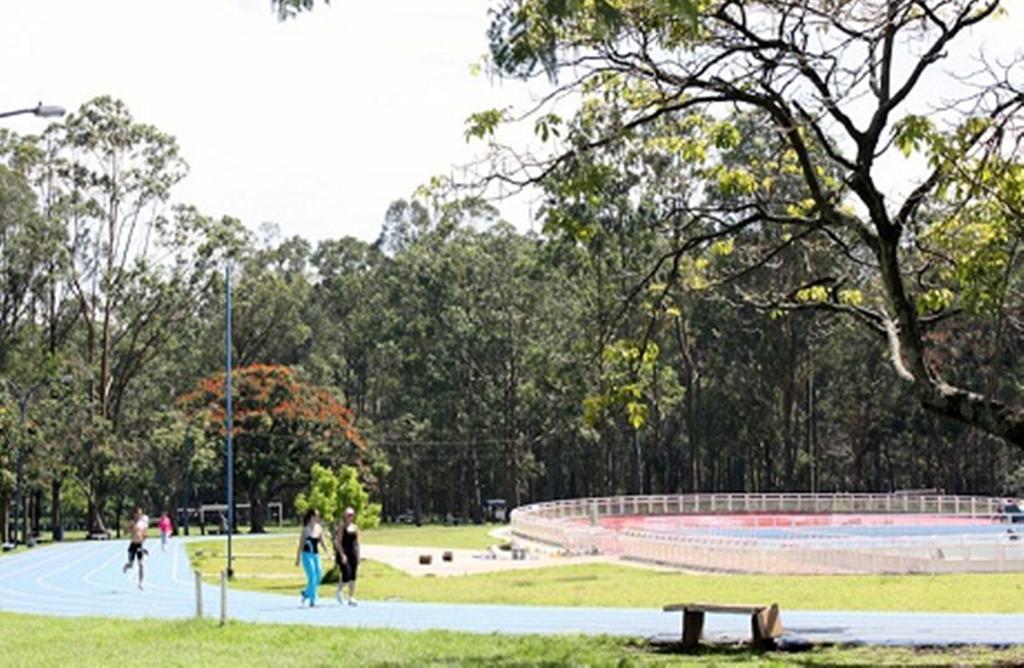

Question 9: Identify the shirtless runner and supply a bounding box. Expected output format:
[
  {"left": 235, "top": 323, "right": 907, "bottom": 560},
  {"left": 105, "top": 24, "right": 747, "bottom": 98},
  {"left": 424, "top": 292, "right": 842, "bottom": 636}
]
[{"left": 122, "top": 507, "right": 149, "bottom": 590}]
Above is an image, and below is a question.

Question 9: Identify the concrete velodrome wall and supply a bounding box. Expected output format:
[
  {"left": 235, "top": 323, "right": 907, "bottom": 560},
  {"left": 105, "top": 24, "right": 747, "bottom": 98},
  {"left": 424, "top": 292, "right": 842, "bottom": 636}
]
[{"left": 510, "top": 493, "right": 1024, "bottom": 574}]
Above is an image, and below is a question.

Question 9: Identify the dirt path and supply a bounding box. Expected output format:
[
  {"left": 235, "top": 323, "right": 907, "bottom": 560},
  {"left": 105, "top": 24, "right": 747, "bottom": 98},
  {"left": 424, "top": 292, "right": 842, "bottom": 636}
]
[{"left": 362, "top": 527, "right": 678, "bottom": 577}]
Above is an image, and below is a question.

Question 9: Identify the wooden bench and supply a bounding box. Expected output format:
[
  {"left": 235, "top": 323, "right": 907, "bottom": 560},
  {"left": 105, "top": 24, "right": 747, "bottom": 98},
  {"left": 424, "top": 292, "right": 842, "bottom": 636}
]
[{"left": 663, "top": 602, "right": 783, "bottom": 648}]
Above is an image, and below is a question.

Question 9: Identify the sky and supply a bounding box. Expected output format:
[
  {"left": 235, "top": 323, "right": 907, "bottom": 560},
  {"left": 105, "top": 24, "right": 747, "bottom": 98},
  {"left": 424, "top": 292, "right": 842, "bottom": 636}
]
[
  {"left": 1, "top": 1, "right": 1021, "bottom": 245},
  {"left": 1, "top": 0, "right": 546, "bottom": 243}
]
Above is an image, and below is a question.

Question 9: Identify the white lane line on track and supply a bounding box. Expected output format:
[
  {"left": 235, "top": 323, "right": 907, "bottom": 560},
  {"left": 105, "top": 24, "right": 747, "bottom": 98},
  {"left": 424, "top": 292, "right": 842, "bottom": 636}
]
[
  {"left": 36, "top": 545, "right": 113, "bottom": 595},
  {"left": 0, "top": 578, "right": 194, "bottom": 615},
  {"left": 79, "top": 542, "right": 188, "bottom": 596},
  {"left": 82, "top": 546, "right": 124, "bottom": 588},
  {"left": 0, "top": 543, "right": 84, "bottom": 580},
  {"left": 0, "top": 543, "right": 191, "bottom": 615}
]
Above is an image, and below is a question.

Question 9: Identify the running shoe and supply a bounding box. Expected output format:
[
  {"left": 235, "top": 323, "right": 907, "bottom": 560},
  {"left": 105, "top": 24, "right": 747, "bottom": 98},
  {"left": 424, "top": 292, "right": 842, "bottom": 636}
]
[{"left": 348, "top": 597, "right": 358, "bottom": 607}]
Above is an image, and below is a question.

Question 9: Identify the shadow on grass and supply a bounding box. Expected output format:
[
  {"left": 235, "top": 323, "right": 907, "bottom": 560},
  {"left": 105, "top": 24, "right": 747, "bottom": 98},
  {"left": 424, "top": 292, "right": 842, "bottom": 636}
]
[{"left": 646, "top": 639, "right": 765, "bottom": 663}]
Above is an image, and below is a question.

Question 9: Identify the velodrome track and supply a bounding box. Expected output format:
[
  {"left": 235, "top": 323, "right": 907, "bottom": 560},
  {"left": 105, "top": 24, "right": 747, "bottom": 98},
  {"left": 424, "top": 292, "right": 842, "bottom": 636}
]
[{"left": 3, "top": 538, "right": 1024, "bottom": 645}]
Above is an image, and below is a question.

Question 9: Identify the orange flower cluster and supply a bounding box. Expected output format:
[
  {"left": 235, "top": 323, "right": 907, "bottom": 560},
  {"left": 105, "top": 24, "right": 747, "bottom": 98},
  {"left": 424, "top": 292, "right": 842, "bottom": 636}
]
[{"left": 177, "top": 364, "right": 363, "bottom": 449}]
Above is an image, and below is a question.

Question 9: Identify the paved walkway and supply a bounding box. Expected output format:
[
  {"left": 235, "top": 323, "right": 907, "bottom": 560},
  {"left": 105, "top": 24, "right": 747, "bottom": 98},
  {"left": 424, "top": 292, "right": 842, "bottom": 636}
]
[{"left": 2, "top": 539, "right": 1024, "bottom": 645}]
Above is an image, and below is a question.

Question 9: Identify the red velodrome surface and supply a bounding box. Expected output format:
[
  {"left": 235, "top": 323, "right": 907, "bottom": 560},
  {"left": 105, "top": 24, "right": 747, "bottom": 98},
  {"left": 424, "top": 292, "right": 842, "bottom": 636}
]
[{"left": 600, "top": 513, "right": 999, "bottom": 531}]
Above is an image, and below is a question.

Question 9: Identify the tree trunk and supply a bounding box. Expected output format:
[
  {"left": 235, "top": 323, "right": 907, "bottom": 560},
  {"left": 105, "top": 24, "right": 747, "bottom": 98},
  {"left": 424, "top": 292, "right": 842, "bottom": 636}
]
[
  {"left": 31, "top": 489, "right": 42, "bottom": 538},
  {"left": 87, "top": 492, "right": 108, "bottom": 536},
  {"left": 1, "top": 493, "right": 8, "bottom": 543},
  {"left": 50, "top": 477, "right": 63, "bottom": 541},
  {"left": 873, "top": 225, "right": 1024, "bottom": 446},
  {"left": 250, "top": 496, "right": 266, "bottom": 534}
]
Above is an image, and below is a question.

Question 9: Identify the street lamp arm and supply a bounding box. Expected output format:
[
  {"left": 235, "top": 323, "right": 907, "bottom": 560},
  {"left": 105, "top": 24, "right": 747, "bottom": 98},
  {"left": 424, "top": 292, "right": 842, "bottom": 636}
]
[
  {"left": 0, "top": 102, "right": 66, "bottom": 120},
  {"left": 0, "top": 107, "right": 36, "bottom": 119}
]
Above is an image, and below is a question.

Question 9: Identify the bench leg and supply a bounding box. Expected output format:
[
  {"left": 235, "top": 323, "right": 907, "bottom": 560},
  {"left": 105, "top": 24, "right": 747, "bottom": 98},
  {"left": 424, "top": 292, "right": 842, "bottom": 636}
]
[
  {"left": 752, "top": 605, "right": 782, "bottom": 648},
  {"left": 682, "top": 610, "right": 704, "bottom": 648},
  {"left": 751, "top": 612, "right": 765, "bottom": 644}
]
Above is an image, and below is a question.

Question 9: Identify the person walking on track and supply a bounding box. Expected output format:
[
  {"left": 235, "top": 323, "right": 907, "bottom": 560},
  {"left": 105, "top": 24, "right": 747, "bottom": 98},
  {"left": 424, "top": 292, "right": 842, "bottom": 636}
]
[
  {"left": 335, "top": 506, "right": 360, "bottom": 606},
  {"left": 158, "top": 512, "right": 173, "bottom": 552},
  {"left": 296, "top": 508, "right": 324, "bottom": 607}
]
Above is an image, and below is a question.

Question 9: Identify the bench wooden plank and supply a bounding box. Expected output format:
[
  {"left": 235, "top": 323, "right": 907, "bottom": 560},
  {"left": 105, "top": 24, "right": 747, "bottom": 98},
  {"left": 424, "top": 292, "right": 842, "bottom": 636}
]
[{"left": 663, "top": 603, "right": 766, "bottom": 614}]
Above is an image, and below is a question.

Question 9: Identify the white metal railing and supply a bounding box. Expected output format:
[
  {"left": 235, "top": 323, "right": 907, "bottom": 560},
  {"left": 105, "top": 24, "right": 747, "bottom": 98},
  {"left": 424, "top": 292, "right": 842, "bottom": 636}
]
[{"left": 510, "top": 493, "right": 1023, "bottom": 574}]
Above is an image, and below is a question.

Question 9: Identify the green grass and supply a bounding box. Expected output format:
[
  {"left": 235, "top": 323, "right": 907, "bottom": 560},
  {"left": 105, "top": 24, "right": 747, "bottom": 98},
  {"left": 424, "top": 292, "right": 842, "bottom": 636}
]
[
  {"left": 188, "top": 534, "right": 1024, "bottom": 613},
  {"left": 1, "top": 612, "right": 1022, "bottom": 666},
  {"left": 354, "top": 523, "right": 505, "bottom": 550}
]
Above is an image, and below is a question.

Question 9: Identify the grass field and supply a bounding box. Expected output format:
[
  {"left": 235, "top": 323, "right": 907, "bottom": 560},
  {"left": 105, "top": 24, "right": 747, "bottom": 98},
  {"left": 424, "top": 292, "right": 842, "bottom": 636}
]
[
  {"left": 341, "top": 523, "right": 506, "bottom": 550},
  {"left": 188, "top": 529, "right": 1024, "bottom": 613},
  {"left": 2, "top": 612, "right": 1023, "bottom": 667}
]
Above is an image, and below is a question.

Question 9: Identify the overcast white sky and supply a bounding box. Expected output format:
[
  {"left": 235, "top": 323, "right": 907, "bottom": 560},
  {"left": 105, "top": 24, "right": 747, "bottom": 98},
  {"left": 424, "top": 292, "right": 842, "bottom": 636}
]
[
  {"left": 2, "top": 1, "right": 1021, "bottom": 245},
  {"left": 2, "top": 1, "right": 547, "bottom": 243}
]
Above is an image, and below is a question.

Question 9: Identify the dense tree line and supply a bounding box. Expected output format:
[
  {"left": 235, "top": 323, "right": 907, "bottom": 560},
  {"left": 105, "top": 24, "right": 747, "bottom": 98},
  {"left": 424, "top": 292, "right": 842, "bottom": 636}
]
[{"left": 3, "top": 0, "right": 1024, "bottom": 537}]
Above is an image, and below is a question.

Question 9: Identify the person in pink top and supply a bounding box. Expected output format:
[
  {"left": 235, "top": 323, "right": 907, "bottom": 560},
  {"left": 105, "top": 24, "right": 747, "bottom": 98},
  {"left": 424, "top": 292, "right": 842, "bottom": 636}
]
[{"left": 158, "top": 512, "right": 173, "bottom": 552}]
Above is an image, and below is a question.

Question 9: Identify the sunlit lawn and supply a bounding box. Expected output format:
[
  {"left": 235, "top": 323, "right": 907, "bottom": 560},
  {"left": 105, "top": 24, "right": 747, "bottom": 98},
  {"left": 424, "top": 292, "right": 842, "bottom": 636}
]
[
  {"left": 187, "top": 530, "right": 1024, "bottom": 613},
  {"left": 3, "top": 612, "right": 1024, "bottom": 667}
]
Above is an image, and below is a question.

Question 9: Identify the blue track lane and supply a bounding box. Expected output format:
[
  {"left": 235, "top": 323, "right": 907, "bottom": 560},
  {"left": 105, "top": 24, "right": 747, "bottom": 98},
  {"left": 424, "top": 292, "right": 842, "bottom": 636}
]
[{"left": 2, "top": 539, "right": 1024, "bottom": 645}]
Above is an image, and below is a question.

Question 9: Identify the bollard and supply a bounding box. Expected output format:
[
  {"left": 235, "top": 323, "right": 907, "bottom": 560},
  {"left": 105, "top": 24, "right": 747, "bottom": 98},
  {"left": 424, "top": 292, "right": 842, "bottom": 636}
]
[
  {"left": 219, "top": 570, "right": 228, "bottom": 626},
  {"left": 194, "top": 570, "right": 203, "bottom": 619}
]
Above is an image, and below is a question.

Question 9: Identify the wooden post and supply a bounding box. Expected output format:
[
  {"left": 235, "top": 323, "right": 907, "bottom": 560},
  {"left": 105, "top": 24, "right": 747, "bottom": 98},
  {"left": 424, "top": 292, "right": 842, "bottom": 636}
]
[
  {"left": 194, "top": 570, "right": 203, "bottom": 619},
  {"left": 219, "top": 570, "right": 228, "bottom": 626},
  {"left": 752, "top": 604, "right": 783, "bottom": 646},
  {"left": 681, "top": 609, "right": 705, "bottom": 648}
]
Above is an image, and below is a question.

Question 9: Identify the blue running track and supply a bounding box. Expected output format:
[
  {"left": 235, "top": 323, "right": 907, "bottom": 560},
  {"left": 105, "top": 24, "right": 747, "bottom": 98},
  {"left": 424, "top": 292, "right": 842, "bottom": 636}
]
[{"left": 2, "top": 539, "right": 1024, "bottom": 645}]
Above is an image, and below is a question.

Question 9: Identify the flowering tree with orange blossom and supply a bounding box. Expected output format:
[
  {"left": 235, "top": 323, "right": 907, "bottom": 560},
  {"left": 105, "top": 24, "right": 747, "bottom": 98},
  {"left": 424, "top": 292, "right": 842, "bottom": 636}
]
[{"left": 178, "top": 364, "right": 363, "bottom": 532}]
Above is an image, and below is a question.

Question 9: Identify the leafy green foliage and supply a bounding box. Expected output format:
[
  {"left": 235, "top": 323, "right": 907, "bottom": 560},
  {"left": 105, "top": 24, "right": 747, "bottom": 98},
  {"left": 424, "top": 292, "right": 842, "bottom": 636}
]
[{"left": 295, "top": 463, "right": 381, "bottom": 529}]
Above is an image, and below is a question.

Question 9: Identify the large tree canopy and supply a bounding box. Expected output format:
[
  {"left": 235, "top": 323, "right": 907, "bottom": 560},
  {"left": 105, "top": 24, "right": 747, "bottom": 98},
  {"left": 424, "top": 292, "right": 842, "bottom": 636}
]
[
  {"left": 179, "top": 364, "right": 363, "bottom": 532},
  {"left": 477, "top": 0, "right": 1024, "bottom": 446}
]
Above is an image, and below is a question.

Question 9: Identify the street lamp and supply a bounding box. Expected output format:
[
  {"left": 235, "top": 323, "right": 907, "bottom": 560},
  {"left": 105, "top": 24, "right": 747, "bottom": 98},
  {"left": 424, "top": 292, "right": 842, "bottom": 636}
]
[{"left": 0, "top": 102, "right": 65, "bottom": 120}]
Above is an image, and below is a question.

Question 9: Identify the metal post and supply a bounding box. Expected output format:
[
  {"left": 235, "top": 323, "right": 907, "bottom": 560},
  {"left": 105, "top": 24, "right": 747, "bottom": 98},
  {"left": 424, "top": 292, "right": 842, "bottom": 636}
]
[
  {"left": 219, "top": 570, "right": 228, "bottom": 625},
  {"left": 225, "top": 264, "right": 234, "bottom": 578},
  {"left": 194, "top": 570, "right": 203, "bottom": 618}
]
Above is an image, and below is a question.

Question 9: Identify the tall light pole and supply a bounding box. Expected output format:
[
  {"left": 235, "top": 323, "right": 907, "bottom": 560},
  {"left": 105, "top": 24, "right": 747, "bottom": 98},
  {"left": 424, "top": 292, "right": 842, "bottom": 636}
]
[
  {"left": 225, "top": 264, "right": 234, "bottom": 578},
  {"left": 0, "top": 103, "right": 65, "bottom": 120}
]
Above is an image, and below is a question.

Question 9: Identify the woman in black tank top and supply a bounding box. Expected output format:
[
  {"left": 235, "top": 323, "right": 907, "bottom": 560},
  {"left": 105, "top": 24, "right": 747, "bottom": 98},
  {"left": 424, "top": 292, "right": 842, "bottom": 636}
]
[
  {"left": 295, "top": 508, "right": 323, "bottom": 606},
  {"left": 335, "top": 506, "right": 360, "bottom": 606}
]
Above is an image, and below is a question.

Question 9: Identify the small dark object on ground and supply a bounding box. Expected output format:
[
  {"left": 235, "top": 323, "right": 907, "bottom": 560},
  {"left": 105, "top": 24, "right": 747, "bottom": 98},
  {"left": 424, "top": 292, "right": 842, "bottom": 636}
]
[
  {"left": 442, "top": 551, "right": 454, "bottom": 562},
  {"left": 419, "top": 554, "right": 432, "bottom": 565}
]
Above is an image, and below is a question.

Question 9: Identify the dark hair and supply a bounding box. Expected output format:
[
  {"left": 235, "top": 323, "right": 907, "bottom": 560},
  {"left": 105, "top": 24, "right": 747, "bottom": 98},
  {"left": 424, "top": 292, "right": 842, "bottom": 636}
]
[{"left": 302, "top": 508, "right": 318, "bottom": 525}]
